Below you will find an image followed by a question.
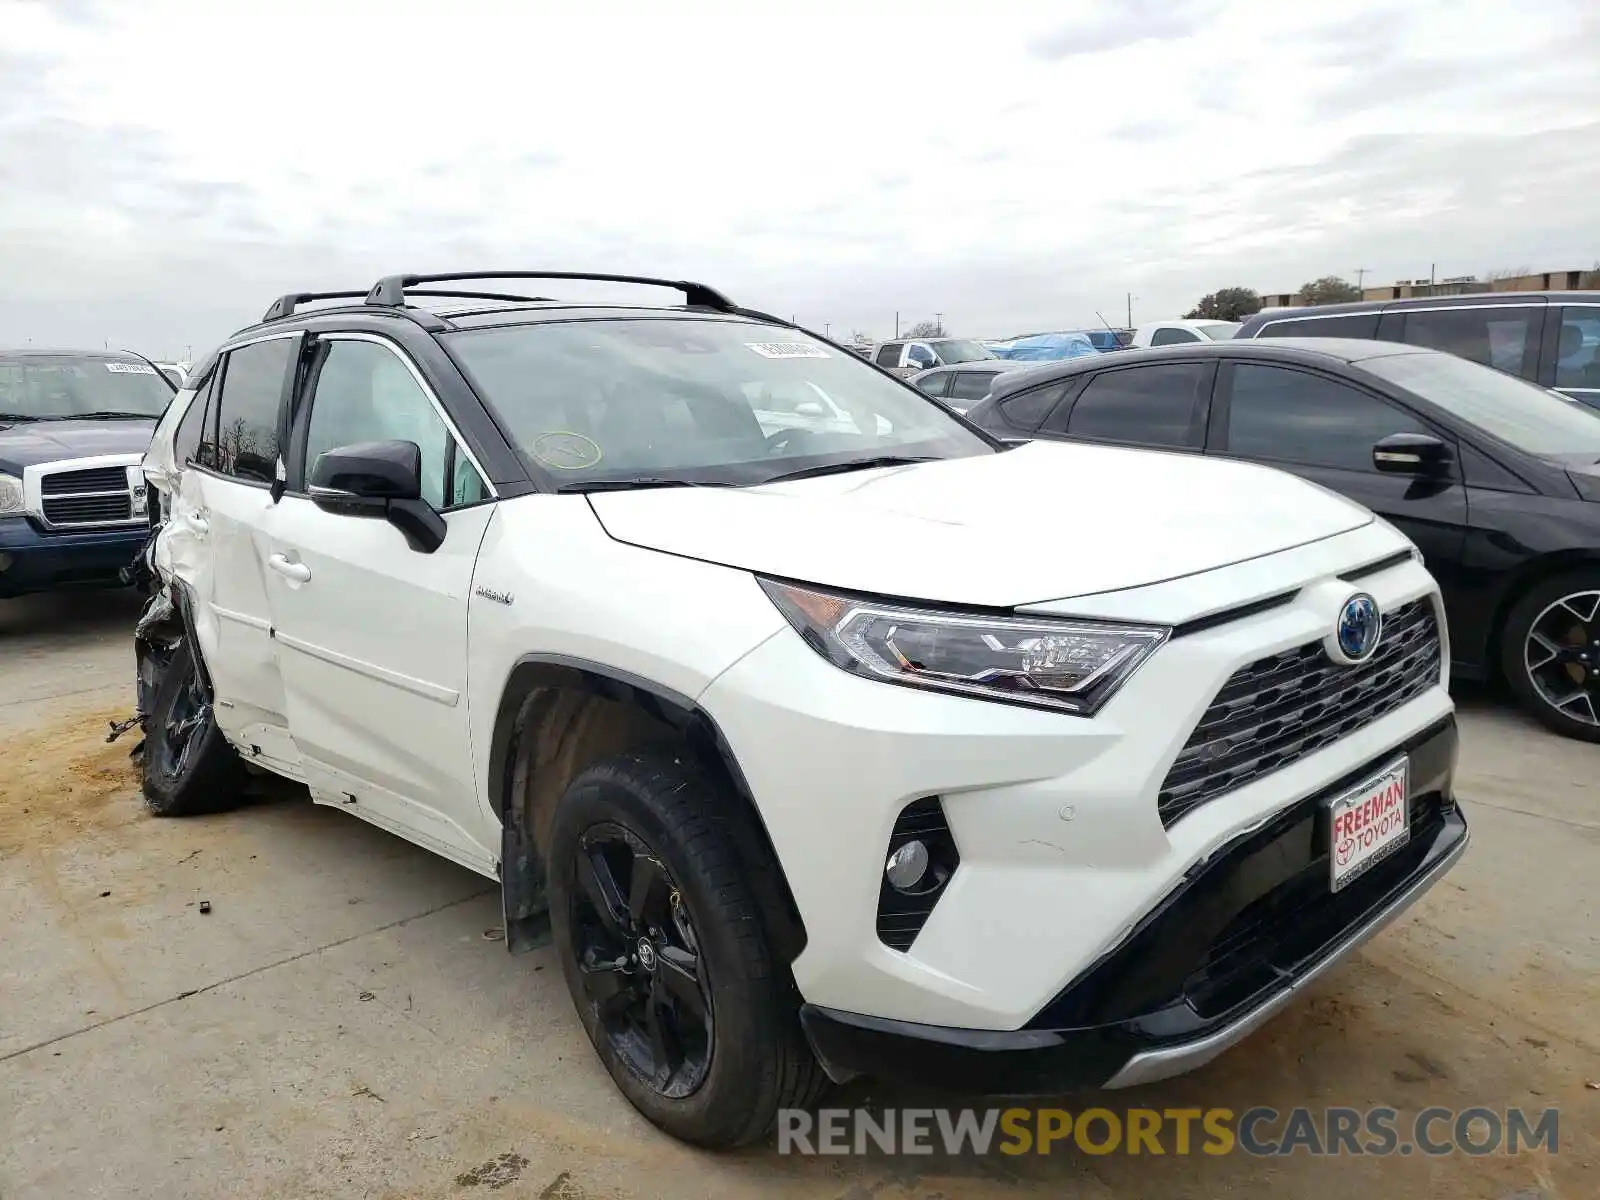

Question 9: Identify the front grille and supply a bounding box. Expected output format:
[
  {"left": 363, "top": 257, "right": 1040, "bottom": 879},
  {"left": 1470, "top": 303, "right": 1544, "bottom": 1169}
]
[
  {"left": 1159, "top": 599, "right": 1441, "bottom": 827},
  {"left": 40, "top": 466, "right": 130, "bottom": 495},
  {"left": 42, "top": 493, "right": 133, "bottom": 525}
]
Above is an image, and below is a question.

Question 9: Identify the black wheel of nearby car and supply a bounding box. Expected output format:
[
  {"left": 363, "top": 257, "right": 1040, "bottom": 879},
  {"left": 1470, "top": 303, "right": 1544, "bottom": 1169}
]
[
  {"left": 141, "top": 638, "right": 247, "bottom": 816},
  {"left": 547, "top": 751, "right": 827, "bottom": 1149},
  {"left": 1501, "top": 570, "right": 1600, "bottom": 743}
]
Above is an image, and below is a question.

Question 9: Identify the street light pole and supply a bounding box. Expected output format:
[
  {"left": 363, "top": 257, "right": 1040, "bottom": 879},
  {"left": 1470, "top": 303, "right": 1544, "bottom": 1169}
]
[{"left": 935, "top": 312, "right": 944, "bottom": 336}]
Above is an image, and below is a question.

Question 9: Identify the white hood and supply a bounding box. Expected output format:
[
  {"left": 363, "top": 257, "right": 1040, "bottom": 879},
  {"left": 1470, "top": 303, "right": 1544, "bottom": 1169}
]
[{"left": 588, "top": 440, "right": 1374, "bottom": 608}]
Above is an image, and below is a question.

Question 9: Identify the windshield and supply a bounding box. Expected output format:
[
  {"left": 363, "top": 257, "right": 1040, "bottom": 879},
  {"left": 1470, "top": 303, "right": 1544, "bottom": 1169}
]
[
  {"left": 0, "top": 355, "right": 173, "bottom": 419},
  {"left": 1198, "top": 322, "right": 1241, "bottom": 340},
  {"left": 1360, "top": 350, "right": 1600, "bottom": 458},
  {"left": 446, "top": 319, "right": 994, "bottom": 487},
  {"left": 927, "top": 339, "right": 995, "bottom": 364}
]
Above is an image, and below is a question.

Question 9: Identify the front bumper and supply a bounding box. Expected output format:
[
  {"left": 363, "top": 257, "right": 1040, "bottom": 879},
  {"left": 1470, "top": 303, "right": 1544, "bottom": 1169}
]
[
  {"left": 799, "top": 717, "right": 1467, "bottom": 1094},
  {"left": 0, "top": 516, "right": 148, "bottom": 598}
]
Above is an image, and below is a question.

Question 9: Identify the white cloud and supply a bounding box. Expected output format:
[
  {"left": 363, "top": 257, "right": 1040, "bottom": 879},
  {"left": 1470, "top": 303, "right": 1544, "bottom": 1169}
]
[{"left": 0, "top": 0, "right": 1596, "bottom": 355}]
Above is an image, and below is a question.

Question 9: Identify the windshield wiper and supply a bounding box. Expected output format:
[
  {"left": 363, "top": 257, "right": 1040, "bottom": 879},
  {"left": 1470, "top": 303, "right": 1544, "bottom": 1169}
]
[
  {"left": 759, "top": 455, "right": 938, "bottom": 484},
  {"left": 58, "top": 410, "right": 157, "bottom": 420},
  {"left": 0, "top": 413, "right": 38, "bottom": 422},
  {"left": 555, "top": 476, "right": 716, "bottom": 494}
]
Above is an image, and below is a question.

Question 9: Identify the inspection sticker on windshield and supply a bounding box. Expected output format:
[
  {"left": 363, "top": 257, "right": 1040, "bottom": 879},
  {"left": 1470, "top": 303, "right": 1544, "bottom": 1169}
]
[
  {"left": 105, "top": 362, "right": 158, "bottom": 374},
  {"left": 746, "top": 341, "right": 829, "bottom": 359}
]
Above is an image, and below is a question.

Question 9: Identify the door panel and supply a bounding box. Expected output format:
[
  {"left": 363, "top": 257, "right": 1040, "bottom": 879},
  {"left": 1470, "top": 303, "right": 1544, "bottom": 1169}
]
[
  {"left": 197, "top": 473, "right": 293, "bottom": 753},
  {"left": 265, "top": 497, "right": 496, "bottom": 868}
]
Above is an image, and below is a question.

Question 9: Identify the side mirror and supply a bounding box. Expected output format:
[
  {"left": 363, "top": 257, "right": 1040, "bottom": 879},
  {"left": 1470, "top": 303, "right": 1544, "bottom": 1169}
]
[
  {"left": 793, "top": 400, "right": 826, "bottom": 417},
  {"left": 1373, "top": 432, "right": 1453, "bottom": 476},
  {"left": 308, "top": 439, "right": 447, "bottom": 553}
]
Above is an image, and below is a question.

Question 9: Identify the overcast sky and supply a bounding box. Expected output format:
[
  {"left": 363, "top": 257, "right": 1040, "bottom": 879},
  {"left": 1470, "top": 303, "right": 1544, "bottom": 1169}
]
[{"left": 2, "top": 0, "right": 1597, "bottom": 357}]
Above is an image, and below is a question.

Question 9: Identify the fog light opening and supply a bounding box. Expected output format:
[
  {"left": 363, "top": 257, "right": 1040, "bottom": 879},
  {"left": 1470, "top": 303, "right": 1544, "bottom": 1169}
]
[{"left": 885, "top": 839, "right": 930, "bottom": 892}]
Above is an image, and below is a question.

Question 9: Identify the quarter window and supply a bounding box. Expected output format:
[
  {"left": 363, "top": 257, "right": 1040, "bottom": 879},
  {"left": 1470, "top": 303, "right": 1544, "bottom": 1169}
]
[
  {"left": 200, "top": 338, "right": 295, "bottom": 484},
  {"left": 1398, "top": 307, "right": 1538, "bottom": 377},
  {"left": 1258, "top": 313, "right": 1380, "bottom": 338},
  {"left": 915, "top": 371, "right": 951, "bottom": 397},
  {"left": 1223, "top": 363, "right": 1429, "bottom": 473},
  {"left": 997, "top": 382, "right": 1068, "bottom": 430},
  {"left": 1150, "top": 327, "right": 1200, "bottom": 346},
  {"left": 173, "top": 371, "right": 216, "bottom": 467},
  {"left": 1055, "top": 364, "right": 1204, "bottom": 447},
  {"left": 302, "top": 339, "right": 486, "bottom": 509}
]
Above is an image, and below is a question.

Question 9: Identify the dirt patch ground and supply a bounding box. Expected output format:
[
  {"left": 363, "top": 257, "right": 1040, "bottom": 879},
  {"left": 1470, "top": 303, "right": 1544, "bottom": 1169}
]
[{"left": 1, "top": 597, "right": 1596, "bottom": 1199}]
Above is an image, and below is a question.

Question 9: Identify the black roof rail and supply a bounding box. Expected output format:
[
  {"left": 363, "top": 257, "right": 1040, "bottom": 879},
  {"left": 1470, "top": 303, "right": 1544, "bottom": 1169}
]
[
  {"left": 262, "top": 290, "right": 372, "bottom": 322},
  {"left": 364, "top": 271, "right": 738, "bottom": 313}
]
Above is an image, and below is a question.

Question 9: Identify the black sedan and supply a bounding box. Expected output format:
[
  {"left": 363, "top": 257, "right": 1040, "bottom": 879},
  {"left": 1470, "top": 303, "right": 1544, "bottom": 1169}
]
[{"left": 964, "top": 337, "right": 1600, "bottom": 741}]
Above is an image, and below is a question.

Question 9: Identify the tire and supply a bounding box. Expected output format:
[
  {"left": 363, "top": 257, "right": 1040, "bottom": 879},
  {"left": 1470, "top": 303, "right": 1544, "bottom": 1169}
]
[
  {"left": 1499, "top": 569, "right": 1600, "bottom": 742},
  {"left": 547, "top": 750, "right": 827, "bottom": 1148},
  {"left": 140, "top": 637, "right": 248, "bottom": 815}
]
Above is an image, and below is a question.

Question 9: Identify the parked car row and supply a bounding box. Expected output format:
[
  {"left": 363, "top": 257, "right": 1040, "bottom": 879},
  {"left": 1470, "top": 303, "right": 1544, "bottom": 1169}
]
[
  {"left": 964, "top": 335, "right": 1600, "bottom": 741},
  {"left": 111, "top": 269, "right": 1468, "bottom": 1151}
]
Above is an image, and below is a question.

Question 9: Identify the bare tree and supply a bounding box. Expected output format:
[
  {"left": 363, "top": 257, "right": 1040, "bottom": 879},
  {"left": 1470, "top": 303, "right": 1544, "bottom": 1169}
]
[
  {"left": 904, "top": 320, "right": 942, "bottom": 338},
  {"left": 1486, "top": 265, "right": 1533, "bottom": 291}
]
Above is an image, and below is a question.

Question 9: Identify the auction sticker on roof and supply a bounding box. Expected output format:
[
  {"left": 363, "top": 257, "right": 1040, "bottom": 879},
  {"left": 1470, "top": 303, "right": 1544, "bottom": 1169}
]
[
  {"left": 105, "top": 362, "right": 158, "bottom": 374},
  {"left": 746, "top": 342, "right": 829, "bottom": 359},
  {"left": 1328, "top": 757, "right": 1409, "bottom": 893}
]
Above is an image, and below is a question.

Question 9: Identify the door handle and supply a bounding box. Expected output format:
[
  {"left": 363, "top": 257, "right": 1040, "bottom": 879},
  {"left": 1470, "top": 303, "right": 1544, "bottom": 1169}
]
[
  {"left": 189, "top": 509, "right": 209, "bottom": 534},
  {"left": 267, "top": 553, "right": 311, "bottom": 583}
]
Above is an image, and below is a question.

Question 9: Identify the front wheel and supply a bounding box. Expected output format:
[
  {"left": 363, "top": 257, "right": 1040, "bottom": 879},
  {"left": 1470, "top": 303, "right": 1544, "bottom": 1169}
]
[
  {"left": 546, "top": 751, "right": 826, "bottom": 1148},
  {"left": 1500, "top": 570, "right": 1600, "bottom": 742}
]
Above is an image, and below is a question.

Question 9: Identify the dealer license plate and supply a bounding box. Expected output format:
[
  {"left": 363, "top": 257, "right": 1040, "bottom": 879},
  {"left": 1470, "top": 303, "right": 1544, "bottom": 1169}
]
[{"left": 1328, "top": 758, "right": 1410, "bottom": 893}]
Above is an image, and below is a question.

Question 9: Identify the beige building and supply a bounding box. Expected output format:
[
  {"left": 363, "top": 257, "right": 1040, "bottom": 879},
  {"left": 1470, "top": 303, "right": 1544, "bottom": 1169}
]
[{"left": 1260, "top": 267, "right": 1600, "bottom": 309}]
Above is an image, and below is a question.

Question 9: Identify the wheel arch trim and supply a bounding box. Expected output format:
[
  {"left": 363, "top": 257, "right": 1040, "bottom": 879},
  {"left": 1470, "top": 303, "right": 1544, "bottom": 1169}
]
[{"left": 488, "top": 652, "right": 809, "bottom": 961}]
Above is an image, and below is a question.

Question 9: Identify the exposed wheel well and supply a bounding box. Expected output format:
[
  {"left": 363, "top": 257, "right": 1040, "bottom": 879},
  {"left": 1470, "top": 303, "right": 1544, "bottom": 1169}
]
[
  {"left": 1484, "top": 552, "right": 1600, "bottom": 685},
  {"left": 490, "top": 656, "right": 807, "bottom": 962}
]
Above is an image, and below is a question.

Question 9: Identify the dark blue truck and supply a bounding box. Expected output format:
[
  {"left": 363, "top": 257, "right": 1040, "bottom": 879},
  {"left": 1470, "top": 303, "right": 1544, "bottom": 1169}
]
[{"left": 0, "top": 349, "right": 174, "bottom": 600}]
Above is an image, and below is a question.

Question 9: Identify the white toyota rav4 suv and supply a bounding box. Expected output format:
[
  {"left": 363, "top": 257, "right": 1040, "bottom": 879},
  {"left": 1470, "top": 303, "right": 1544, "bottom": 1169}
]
[{"left": 131, "top": 272, "right": 1468, "bottom": 1148}]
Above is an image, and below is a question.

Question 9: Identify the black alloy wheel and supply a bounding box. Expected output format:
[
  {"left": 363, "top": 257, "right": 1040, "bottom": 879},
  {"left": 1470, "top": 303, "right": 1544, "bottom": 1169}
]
[
  {"left": 569, "top": 822, "right": 714, "bottom": 1099},
  {"left": 1522, "top": 588, "right": 1600, "bottom": 729}
]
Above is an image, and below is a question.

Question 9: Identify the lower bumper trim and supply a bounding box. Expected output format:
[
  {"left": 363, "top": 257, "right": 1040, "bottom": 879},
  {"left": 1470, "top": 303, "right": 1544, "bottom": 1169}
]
[{"left": 800, "top": 726, "right": 1468, "bottom": 1097}]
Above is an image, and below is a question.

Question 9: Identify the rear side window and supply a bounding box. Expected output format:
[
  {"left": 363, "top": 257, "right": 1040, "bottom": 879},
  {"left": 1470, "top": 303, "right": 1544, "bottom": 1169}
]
[
  {"left": 947, "top": 372, "right": 997, "bottom": 403},
  {"left": 1397, "top": 307, "right": 1539, "bottom": 378},
  {"left": 1222, "top": 363, "right": 1429, "bottom": 473},
  {"left": 199, "top": 338, "right": 295, "bottom": 484},
  {"left": 874, "top": 343, "right": 902, "bottom": 368},
  {"left": 1057, "top": 364, "right": 1204, "bottom": 447},
  {"left": 1554, "top": 307, "right": 1600, "bottom": 390},
  {"left": 1150, "top": 327, "right": 1200, "bottom": 346},
  {"left": 914, "top": 371, "right": 951, "bottom": 397},
  {"left": 1256, "top": 313, "right": 1379, "bottom": 338}
]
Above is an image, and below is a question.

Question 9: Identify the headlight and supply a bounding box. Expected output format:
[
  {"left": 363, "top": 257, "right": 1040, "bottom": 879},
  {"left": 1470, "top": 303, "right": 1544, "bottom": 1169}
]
[
  {"left": 0, "top": 473, "right": 23, "bottom": 515},
  {"left": 759, "top": 578, "right": 1169, "bottom": 715}
]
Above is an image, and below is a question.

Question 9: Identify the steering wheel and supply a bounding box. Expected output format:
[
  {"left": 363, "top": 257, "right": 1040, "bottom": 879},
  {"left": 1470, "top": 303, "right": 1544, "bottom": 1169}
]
[{"left": 765, "top": 427, "right": 819, "bottom": 457}]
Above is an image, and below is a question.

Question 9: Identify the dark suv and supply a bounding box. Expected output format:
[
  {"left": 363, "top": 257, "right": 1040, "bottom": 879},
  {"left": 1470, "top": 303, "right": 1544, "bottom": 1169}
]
[
  {"left": 0, "top": 349, "right": 173, "bottom": 600},
  {"left": 1236, "top": 291, "right": 1600, "bottom": 407}
]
